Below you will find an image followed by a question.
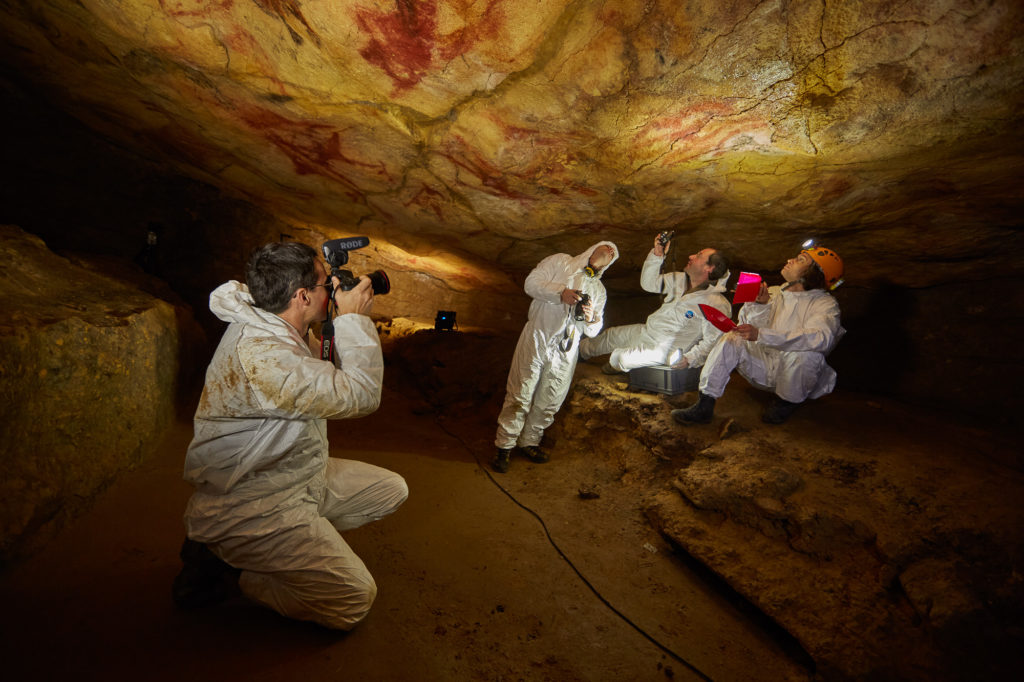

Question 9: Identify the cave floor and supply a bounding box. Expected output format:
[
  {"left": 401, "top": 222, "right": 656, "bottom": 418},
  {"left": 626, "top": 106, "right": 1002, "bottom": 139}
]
[{"left": 1, "top": 380, "right": 813, "bottom": 682}]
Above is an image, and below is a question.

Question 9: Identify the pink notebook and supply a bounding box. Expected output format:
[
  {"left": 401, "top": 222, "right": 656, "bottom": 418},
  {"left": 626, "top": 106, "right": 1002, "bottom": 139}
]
[{"left": 733, "top": 272, "right": 762, "bottom": 304}]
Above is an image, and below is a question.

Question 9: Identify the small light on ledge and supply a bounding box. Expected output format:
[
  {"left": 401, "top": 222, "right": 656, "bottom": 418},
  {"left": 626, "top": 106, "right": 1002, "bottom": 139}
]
[{"left": 434, "top": 310, "right": 457, "bottom": 332}]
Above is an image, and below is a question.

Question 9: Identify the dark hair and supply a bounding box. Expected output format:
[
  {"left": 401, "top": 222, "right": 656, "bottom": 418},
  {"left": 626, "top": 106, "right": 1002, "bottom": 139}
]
[
  {"left": 801, "top": 260, "right": 827, "bottom": 291},
  {"left": 245, "top": 242, "right": 320, "bottom": 313},
  {"left": 687, "top": 249, "right": 730, "bottom": 293},
  {"left": 707, "top": 250, "right": 729, "bottom": 282}
]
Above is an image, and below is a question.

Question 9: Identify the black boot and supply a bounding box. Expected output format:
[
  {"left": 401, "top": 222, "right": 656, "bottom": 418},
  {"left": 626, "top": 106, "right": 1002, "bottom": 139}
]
[
  {"left": 519, "top": 445, "right": 549, "bottom": 463},
  {"left": 491, "top": 447, "right": 512, "bottom": 473},
  {"left": 171, "top": 539, "right": 241, "bottom": 609},
  {"left": 671, "top": 392, "right": 716, "bottom": 425},
  {"left": 762, "top": 397, "right": 801, "bottom": 424}
]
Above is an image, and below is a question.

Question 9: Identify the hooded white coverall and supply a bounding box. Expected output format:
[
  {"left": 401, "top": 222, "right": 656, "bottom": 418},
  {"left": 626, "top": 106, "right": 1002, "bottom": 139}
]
[
  {"left": 495, "top": 242, "right": 619, "bottom": 450},
  {"left": 182, "top": 282, "right": 408, "bottom": 630},
  {"left": 699, "top": 286, "right": 845, "bottom": 403},
  {"left": 580, "top": 249, "right": 732, "bottom": 371}
]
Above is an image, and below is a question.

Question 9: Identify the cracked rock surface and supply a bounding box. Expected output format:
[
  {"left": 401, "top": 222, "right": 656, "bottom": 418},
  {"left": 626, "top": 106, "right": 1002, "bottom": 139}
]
[{"left": 1, "top": 0, "right": 1022, "bottom": 288}]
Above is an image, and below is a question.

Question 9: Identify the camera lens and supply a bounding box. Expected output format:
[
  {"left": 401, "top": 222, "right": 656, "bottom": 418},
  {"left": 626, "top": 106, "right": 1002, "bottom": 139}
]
[{"left": 368, "top": 270, "right": 390, "bottom": 295}]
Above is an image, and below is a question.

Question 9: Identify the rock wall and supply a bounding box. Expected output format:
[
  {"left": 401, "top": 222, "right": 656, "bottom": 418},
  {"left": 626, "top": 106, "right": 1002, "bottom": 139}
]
[{"left": 0, "top": 226, "right": 181, "bottom": 565}]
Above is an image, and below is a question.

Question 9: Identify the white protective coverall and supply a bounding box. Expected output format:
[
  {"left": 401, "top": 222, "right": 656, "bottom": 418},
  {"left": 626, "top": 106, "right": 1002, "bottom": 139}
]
[
  {"left": 699, "top": 286, "right": 845, "bottom": 403},
  {"left": 580, "top": 249, "right": 732, "bottom": 371},
  {"left": 495, "top": 241, "right": 619, "bottom": 450},
  {"left": 182, "top": 281, "right": 408, "bottom": 630}
]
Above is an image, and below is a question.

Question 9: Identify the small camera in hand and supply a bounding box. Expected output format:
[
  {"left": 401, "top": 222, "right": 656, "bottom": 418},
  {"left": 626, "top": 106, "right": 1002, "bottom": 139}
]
[
  {"left": 657, "top": 230, "right": 675, "bottom": 249},
  {"left": 573, "top": 292, "right": 591, "bottom": 321}
]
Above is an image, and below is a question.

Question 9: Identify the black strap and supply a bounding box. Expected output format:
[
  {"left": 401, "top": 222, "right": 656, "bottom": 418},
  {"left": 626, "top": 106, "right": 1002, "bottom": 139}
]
[{"left": 320, "top": 318, "right": 335, "bottom": 361}]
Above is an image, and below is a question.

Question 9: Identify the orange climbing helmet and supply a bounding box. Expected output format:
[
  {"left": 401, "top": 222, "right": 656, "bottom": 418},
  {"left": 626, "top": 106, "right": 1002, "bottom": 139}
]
[{"left": 801, "top": 245, "right": 844, "bottom": 290}]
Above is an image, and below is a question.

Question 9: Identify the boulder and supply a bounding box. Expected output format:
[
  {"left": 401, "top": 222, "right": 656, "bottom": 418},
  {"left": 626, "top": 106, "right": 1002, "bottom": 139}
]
[{"left": 0, "top": 225, "right": 181, "bottom": 565}]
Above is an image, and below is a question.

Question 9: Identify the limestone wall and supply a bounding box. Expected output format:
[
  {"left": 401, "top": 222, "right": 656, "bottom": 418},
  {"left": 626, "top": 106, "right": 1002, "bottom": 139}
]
[{"left": 0, "top": 226, "right": 180, "bottom": 565}]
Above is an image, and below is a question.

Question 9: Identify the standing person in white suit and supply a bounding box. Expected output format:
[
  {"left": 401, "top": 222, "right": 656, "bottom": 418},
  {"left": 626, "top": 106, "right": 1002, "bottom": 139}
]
[
  {"left": 173, "top": 241, "right": 408, "bottom": 630},
  {"left": 580, "top": 234, "right": 731, "bottom": 373},
  {"left": 493, "top": 242, "right": 619, "bottom": 473},
  {"left": 673, "top": 245, "right": 845, "bottom": 425}
]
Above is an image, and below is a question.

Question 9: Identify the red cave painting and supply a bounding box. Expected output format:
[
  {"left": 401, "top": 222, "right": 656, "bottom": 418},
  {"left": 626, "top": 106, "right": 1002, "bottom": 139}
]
[
  {"left": 238, "top": 105, "right": 392, "bottom": 203},
  {"left": 354, "top": 0, "right": 504, "bottom": 94}
]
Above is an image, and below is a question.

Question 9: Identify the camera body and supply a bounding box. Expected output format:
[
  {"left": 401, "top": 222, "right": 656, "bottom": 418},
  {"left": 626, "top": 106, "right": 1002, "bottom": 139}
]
[
  {"left": 573, "top": 292, "right": 591, "bottom": 321},
  {"left": 657, "top": 230, "right": 675, "bottom": 249},
  {"left": 322, "top": 236, "right": 390, "bottom": 295}
]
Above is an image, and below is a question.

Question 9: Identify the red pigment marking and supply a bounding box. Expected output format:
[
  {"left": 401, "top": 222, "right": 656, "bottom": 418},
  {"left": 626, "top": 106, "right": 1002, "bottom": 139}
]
[
  {"left": 635, "top": 101, "right": 735, "bottom": 146},
  {"left": 356, "top": 0, "right": 439, "bottom": 92},
  {"left": 159, "top": 0, "right": 234, "bottom": 19},
  {"left": 250, "top": 0, "right": 321, "bottom": 44},
  {"left": 405, "top": 184, "right": 446, "bottom": 219},
  {"left": 236, "top": 105, "right": 376, "bottom": 201},
  {"left": 441, "top": 135, "right": 533, "bottom": 200},
  {"left": 354, "top": 0, "right": 507, "bottom": 93},
  {"left": 658, "top": 115, "right": 771, "bottom": 165}
]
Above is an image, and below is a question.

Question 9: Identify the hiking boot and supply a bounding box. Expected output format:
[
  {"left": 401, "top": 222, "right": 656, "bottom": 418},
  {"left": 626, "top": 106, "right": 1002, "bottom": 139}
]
[
  {"left": 519, "top": 445, "right": 549, "bottom": 464},
  {"left": 171, "top": 539, "right": 240, "bottom": 609},
  {"left": 762, "top": 397, "right": 801, "bottom": 424},
  {"left": 491, "top": 447, "right": 512, "bottom": 473},
  {"left": 671, "top": 392, "right": 716, "bottom": 425},
  {"left": 601, "top": 362, "right": 623, "bottom": 375}
]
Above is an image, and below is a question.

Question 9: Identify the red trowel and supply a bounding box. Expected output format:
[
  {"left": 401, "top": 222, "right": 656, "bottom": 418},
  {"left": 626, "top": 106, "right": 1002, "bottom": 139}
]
[{"left": 699, "top": 304, "right": 736, "bottom": 333}]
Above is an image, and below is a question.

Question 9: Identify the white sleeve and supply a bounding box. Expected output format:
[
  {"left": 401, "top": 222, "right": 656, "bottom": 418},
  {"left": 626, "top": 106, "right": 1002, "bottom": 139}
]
[
  {"left": 524, "top": 254, "right": 570, "bottom": 304},
  {"left": 757, "top": 297, "right": 842, "bottom": 353},
  {"left": 640, "top": 251, "right": 667, "bottom": 294},
  {"left": 683, "top": 299, "right": 731, "bottom": 368},
  {"left": 240, "top": 315, "right": 383, "bottom": 419}
]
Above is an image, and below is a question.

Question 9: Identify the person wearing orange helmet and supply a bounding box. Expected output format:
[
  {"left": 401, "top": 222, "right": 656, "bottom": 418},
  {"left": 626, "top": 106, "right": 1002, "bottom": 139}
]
[{"left": 672, "top": 244, "right": 846, "bottom": 425}]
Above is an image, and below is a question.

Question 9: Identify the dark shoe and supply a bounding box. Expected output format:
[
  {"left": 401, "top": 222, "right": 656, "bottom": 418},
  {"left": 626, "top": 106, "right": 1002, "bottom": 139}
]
[
  {"left": 601, "top": 362, "right": 623, "bottom": 375},
  {"left": 519, "top": 445, "right": 549, "bottom": 463},
  {"left": 172, "top": 539, "right": 241, "bottom": 609},
  {"left": 671, "top": 392, "right": 717, "bottom": 425},
  {"left": 491, "top": 447, "right": 512, "bottom": 473},
  {"left": 762, "top": 397, "right": 801, "bottom": 424}
]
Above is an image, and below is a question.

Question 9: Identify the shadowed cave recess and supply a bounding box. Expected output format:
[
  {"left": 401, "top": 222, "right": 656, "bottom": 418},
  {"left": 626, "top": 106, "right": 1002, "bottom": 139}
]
[{"left": 1, "top": 1, "right": 1023, "bottom": 680}]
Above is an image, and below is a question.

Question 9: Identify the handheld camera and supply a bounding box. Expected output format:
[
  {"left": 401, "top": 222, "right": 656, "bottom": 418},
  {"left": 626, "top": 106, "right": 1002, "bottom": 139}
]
[
  {"left": 657, "top": 230, "right": 675, "bottom": 250},
  {"left": 573, "top": 292, "right": 591, "bottom": 321},
  {"left": 321, "top": 236, "right": 390, "bottom": 296}
]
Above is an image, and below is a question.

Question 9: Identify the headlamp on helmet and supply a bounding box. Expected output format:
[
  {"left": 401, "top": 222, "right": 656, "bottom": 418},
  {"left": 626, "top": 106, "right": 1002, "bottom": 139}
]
[{"left": 800, "top": 239, "right": 844, "bottom": 290}]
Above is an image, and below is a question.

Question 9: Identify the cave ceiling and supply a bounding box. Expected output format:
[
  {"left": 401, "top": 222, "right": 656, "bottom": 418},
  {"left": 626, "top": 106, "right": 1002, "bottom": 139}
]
[{"left": 2, "top": 0, "right": 1023, "bottom": 292}]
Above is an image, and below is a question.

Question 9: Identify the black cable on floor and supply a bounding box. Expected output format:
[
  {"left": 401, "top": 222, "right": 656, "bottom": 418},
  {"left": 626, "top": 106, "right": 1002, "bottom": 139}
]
[{"left": 434, "top": 414, "right": 714, "bottom": 682}]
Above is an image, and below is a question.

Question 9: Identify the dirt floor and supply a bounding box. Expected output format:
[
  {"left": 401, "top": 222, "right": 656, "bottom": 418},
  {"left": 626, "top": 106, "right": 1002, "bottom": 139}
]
[
  {"left": 0, "top": 336, "right": 816, "bottom": 682},
  {"left": 3, "top": 327, "right": 1018, "bottom": 681}
]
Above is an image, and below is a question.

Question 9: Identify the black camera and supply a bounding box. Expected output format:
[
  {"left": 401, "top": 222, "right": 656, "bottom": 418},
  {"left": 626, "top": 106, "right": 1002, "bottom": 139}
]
[
  {"left": 322, "top": 236, "right": 390, "bottom": 295},
  {"left": 657, "top": 230, "right": 675, "bottom": 249},
  {"left": 573, "top": 292, "right": 591, "bottom": 321}
]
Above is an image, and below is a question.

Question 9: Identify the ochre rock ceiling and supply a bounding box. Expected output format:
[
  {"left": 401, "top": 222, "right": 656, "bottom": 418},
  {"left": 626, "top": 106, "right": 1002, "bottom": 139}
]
[{"left": 2, "top": 0, "right": 1023, "bottom": 291}]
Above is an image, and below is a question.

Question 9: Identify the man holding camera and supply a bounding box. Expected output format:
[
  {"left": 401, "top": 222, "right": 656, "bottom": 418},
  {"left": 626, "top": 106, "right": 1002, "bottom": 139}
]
[
  {"left": 580, "top": 234, "right": 731, "bottom": 374},
  {"left": 173, "top": 241, "right": 408, "bottom": 631},
  {"left": 492, "top": 241, "right": 618, "bottom": 473}
]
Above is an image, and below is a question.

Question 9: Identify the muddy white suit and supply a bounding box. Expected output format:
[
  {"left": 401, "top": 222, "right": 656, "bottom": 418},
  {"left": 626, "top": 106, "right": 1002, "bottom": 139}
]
[
  {"left": 699, "top": 286, "right": 845, "bottom": 402},
  {"left": 182, "top": 281, "right": 408, "bottom": 630},
  {"left": 495, "top": 242, "right": 619, "bottom": 450},
  {"left": 580, "top": 249, "right": 731, "bottom": 371}
]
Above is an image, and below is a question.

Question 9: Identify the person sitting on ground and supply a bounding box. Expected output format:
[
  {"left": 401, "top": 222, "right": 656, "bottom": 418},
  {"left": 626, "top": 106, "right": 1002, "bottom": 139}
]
[
  {"left": 580, "top": 234, "right": 731, "bottom": 375},
  {"left": 492, "top": 242, "right": 618, "bottom": 473},
  {"left": 672, "top": 244, "right": 845, "bottom": 425}
]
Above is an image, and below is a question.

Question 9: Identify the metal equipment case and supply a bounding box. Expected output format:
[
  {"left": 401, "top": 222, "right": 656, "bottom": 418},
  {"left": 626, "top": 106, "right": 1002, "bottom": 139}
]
[{"left": 627, "top": 365, "right": 700, "bottom": 395}]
